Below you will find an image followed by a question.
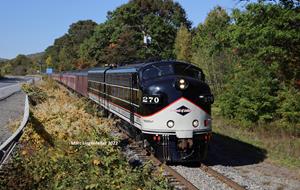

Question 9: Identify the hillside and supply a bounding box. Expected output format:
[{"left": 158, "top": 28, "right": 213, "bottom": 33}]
[
  {"left": 26, "top": 52, "right": 44, "bottom": 60},
  {"left": 0, "top": 58, "right": 8, "bottom": 62}
]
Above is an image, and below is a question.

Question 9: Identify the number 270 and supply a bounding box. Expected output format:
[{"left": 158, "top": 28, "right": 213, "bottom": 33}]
[{"left": 142, "top": 96, "right": 159, "bottom": 104}]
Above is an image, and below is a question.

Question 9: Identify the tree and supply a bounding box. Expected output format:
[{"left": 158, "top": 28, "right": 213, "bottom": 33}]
[
  {"left": 6, "top": 55, "right": 34, "bottom": 75},
  {"left": 0, "top": 62, "right": 11, "bottom": 76},
  {"left": 103, "top": 29, "right": 139, "bottom": 65},
  {"left": 230, "top": 1, "right": 300, "bottom": 81},
  {"left": 43, "top": 20, "right": 97, "bottom": 71},
  {"left": 219, "top": 60, "right": 279, "bottom": 123},
  {"left": 192, "top": 6, "right": 232, "bottom": 95},
  {"left": 80, "top": 0, "right": 191, "bottom": 66},
  {"left": 174, "top": 24, "right": 192, "bottom": 62},
  {"left": 217, "top": 0, "right": 300, "bottom": 127},
  {"left": 45, "top": 56, "right": 53, "bottom": 67},
  {"left": 79, "top": 23, "right": 114, "bottom": 66}
]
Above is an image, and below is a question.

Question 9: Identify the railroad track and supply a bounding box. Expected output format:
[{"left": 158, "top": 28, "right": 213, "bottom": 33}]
[
  {"left": 112, "top": 120, "right": 245, "bottom": 190},
  {"left": 199, "top": 164, "right": 245, "bottom": 190}
]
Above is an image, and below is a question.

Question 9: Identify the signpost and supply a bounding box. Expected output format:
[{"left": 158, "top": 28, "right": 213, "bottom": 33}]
[{"left": 46, "top": 68, "right": 53, "bottom": 75}]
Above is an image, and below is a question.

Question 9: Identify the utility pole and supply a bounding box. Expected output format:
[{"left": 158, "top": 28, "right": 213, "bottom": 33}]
[{"left": 38, "top": 60, "right": 42, "bottom": 74}]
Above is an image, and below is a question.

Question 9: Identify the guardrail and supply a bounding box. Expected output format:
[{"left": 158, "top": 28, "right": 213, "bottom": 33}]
[{"left": 0, "top": 95, "right": 30, "bottom": 167}]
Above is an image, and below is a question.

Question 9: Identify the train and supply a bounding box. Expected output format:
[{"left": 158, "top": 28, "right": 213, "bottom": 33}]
[{"left": 51, "top": 60, "right": 214, "bottom": 163}]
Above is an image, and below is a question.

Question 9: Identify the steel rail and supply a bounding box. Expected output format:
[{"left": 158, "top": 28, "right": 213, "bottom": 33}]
[
  {"left": 149, "top": 154, "right": 198, "bottom": 190},
  {"left": 200, "top": 164, "right": 245, "bottom": 190}
]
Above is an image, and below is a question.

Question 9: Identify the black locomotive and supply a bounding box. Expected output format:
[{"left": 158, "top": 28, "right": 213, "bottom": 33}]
[{"left": 54, "top": 60, "right": 214, "bottom": 162}]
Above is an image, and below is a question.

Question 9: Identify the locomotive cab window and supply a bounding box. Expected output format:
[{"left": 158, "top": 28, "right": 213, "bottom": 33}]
[
  {"left": 174, "top": 63, "right": 204, "bottom": 81},
  {"left": 142, "top": 62, "right": 204, "bottom": 81},
  {"left": 142, "top": 64, "right": 174, "bottom": 81}
]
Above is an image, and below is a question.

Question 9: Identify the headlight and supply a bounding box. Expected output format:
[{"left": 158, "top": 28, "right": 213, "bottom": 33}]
[
  {"left": 192, "top": 120, "right": 199, "bottom": 127},
  {"left": 177, "top": 78, "right": 188, "bottom": 90},
  {"left": 166, "top": 120, "right": 175, "bottom": 128}
]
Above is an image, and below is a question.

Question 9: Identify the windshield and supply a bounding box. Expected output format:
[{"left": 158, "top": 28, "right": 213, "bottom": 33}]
[{"left": 142, "top": 62, "right": 204, "bottom": 81}]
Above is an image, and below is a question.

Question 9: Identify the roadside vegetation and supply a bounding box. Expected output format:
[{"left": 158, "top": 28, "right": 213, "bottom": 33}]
[{"left": 0, "top": 80, "right": 170, "bottom": 189}]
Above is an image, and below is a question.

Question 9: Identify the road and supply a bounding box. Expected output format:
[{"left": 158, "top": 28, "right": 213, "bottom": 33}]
[
  {"left": 0, "top": 76, "right": 34, "bottom": 99},
  {"left": 0, "top": 76, "right": 33, "bottom": 144}
]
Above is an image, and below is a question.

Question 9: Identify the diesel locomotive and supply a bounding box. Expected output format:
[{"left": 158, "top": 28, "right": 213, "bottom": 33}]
[{"left": 52, "top": 61, "right": 214, "bottom": 163}]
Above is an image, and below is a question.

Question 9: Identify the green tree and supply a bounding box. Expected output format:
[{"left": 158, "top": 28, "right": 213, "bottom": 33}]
[
  {"left": 7, "top": 55, "right": 34, "bottom": 75},
  {"left": 80, "top": 0, "right": 191, "bottom": 66},
  {"left": 230, "top": 1, "right": 300, "bottom": 81},
  {"left": 218, "top": 0, "right": 300, "bottom": 127},
  {"left": 174, "top": 24, "right": 192, "bottom": 62},
  {"left": 79, "top": 23, "right": 114, "bottom": 66},
  {"left": 44, "top": 20, "right": 97, "bottom": 71},
  {"left": 192, "top": 6, "right": 232, "bottom": 95},
  {"left": 219, "top": 60, "right": 279, "bottom": 123},
  {"left": 0, "top": 61, "right": 11, "bottom": 76},
  {"left": 277, "top": 84, "right": 300, "bottom": 127}
]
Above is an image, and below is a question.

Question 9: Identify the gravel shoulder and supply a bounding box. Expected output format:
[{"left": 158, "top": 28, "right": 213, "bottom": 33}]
[{"left": 0, "top": 91, "right": 25, "bottom": 144}]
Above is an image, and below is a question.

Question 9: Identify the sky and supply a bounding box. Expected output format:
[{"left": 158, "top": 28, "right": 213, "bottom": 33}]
[{"left": 0, "top": 0, "right": 246, "bottom": 59}]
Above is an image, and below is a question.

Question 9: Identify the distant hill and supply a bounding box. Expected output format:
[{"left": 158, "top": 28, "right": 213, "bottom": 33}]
[
  {"left": 0, "top": 52, "right": 44, "bottom": 63},
  {"left": 26, "top": 52, "right": 44, "bottom": 60},
  {"left": 0, "top": 58, "right": 8, "bottom": 62}
]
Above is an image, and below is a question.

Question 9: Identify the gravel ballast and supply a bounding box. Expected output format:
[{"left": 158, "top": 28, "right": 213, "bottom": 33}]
[{"left": 171, "top": 165, "right": 231, "bottom": 190}]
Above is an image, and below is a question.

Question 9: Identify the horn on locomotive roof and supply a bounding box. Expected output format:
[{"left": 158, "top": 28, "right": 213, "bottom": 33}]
[{"left": 104, "top": 63, "right": 118, "bottom": 68}]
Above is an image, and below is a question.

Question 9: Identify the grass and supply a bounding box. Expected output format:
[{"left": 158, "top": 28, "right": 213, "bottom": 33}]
[
  {"left": 212, "top": 106, "right": 300, "bottom": 171},
  {"left": 0, "top": 79, "right": 170, "bottom": 190}
]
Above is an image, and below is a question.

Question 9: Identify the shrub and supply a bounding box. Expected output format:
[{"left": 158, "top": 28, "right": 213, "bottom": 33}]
[
  {"left": 22, "top": 83, "right": 48, "bottom": 106},
  {"left": 276, "top": 84, "right": 300, "bottom": 133}
]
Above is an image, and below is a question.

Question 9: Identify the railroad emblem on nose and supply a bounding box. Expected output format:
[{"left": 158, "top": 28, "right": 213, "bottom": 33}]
[{"left": 175, "top": 105, "right": 191, "bottom": 116}]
